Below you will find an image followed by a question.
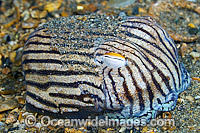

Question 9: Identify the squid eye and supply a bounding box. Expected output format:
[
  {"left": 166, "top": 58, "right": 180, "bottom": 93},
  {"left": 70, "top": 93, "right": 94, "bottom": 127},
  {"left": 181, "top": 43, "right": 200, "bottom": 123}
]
[{"left": 102, "top": 52, "right": 127, "bottom": 68}]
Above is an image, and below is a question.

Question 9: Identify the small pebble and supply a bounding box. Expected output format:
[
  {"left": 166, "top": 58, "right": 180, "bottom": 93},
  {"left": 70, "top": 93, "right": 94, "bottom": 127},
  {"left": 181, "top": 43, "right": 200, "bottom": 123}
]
[
  {"left": 10, "top": 108, "right": 19, "bottom": 113},
  {"left": 0, "top": 122, "right": 6, "bottom": 131},
  {"left": 77, "top": 5, "right": 84, "bottom": 10},
  {"left": 0, "top": 99, "right": 19, "bottom": 112},
  {"left": 9, "top": 51, "right": 16, "bottom": 63},
  {"left": 21, "top": 10, "right": 30, "bottom": 21},
  {"left": 2, "top": 57, "right": 11, "bottom": 67},
  {"left": 185, "top": 95, "right": 195, "bottom": 102},
  {"left": 2, "top": 34, "right": 11, "bottom": 43},
  {"left": 119, "top": 12, "right": 127, "bottom": 20},
  {"left": 2, "top": 67, "right": 11, "bottom": 75},
  {"left": 44, "top": 1, "right": 62, "bottom": 12},
  {"left": 40, "top": 10, "right": 48, "bottom": 18},
  {"left": 15, "top": 47, "right": 23, "bottom": 61},
  {"left": 22, "top": 19, "right": 39, "bottom": 29},
  {"left": 194, "top": 96, "right": 200, "bottom": 100},
  {"left": 54, "top": 13, "right": 60, "bottom": 18},
  {"left": 190, "top": 51, "right": 200, "bottom": 58},
  {"left": 0, "top": 95, "right": 3, "bottom": 102},
  {"left": 6, "top": 113, "right": 17, "bottom": 124},
  {"left": 16, "top": 96, "right": 26, "bottom": 104},
  {"left": 0, "top": 88, "right": 5, "bottom": 93},
  {"left": 30, "top": 10, "right": 40, "bottom": 19},
  {"left": 8, "top": 41, "right": 16, "bottom": 46},
  {"left": 0, "top": 80, "right": 22, "bottom": 95},
  {"left": 195, "top": 6, "right": 200, "bottom": 14},
  {"left": 4, "top": 7, "right": 15, "bottom": 17},
  {"left": 180, "top": 43, "right": 188, "bottom": 57},
  {"left": 13, "top": 0, "right": 20, "bottom": 7},
  {"left": 1, "top": 94, "right": 15, "bottom": 99},
  {"left": 0, "top": 54, "right": 2, "bottom": 66},
  {"left": 31, "top": 10, "right": 47, "bottom": 19},
  {"left": 0, "top": 113, "right": 5, "bottom": 121},
  {"left": 13, "top": 121, "right": 20, "bottom": 128},
  {"left": 61, "top": 11, "right": 68, "bottom": 17},
  {"left": 12, "top": 44, "right": 23, "bottom": 51},
  {"left": 138, "top": 7, "right": 147, "bottom": 13},
  {"left": 132, "top": 6, "right": 139, "bottom": 15}
]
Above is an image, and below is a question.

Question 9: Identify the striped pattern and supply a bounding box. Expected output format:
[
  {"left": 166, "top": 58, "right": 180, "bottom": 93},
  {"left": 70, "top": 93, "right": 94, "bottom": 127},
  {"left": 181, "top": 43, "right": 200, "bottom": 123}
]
[{"left": 22, "top": 15, "right": 191, "bottom": 119}]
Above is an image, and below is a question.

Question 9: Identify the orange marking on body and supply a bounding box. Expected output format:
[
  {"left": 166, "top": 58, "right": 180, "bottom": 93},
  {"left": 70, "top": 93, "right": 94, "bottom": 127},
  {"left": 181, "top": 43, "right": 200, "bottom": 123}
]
[
  {"left": 104, "top": 52, "right": 125, "bottom": 59},
  {"left": 191, "top": 77, "right": 200, "bottom": 81}
]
